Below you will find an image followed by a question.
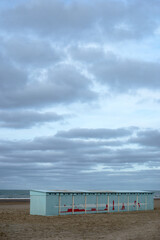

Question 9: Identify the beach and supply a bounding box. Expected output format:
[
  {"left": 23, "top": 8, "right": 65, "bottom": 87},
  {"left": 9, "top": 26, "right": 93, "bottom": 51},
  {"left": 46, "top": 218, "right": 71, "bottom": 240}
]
[{"left": 0, "top": 200, "right": 160, "bottom": 240}]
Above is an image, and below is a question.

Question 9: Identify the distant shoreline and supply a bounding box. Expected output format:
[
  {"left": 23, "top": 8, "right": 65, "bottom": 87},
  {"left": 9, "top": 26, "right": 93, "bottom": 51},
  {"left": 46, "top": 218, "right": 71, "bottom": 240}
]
[
  {"left": 0, "top": 198, "right": 30, "bottom": 200},
  {"left": 0, "top": 199, "right": 30, "bottom": 204}
]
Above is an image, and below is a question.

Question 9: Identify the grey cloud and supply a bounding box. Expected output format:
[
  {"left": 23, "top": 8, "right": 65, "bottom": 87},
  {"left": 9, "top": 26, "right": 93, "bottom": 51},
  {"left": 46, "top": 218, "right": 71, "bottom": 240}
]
[
  {"left": 14, "top": 65, "right": 96, "bottom": 107},
  {"left": 0, "top": 110, "right": 66, "bottom": 128},
  {"left": 0, "top": 53, "right": 28, "bottom": 108},
  {"left": 0, "top": 127, "right": 159, "bottom": 189},
  {"left": 56, "top": 127, "right": 134, "bottom": 139},
  {"left": 2, "top": 37, "right": 62, "bottom": 67},
  {"left": 0, "top": 0, "right": 95, "bottom": 38},
  {"left": 0, "top": 127, "right": 158, "bottom": 165},
  {"left": 0, "top": 62, "right": 96, "bottom": 109},
  {"left": 0, "top": 0, "right": 160, "bottom": 113},
  {"left": 68, "top": 45, "right": 106, "bottom": 64},
  {"left": 14, "top": 137, "right": 122, "bottom": 152},
  {"left": 69, "top": 46, "right": 160, "bottom": 92},
  {"left": 1, "top": 0, "right": 160, "bottom": 191},
  {"left": 0, "top": 54, "right": 27, "bottom": 91},
  {"left": 0, "top": 0, "right": 160, "bottom": 41},
  {"left": 92, "top": 58, "right": 160, "bottom": 92},
  {"left": 130, "top": 130, "right": 160, "bottom": 148}
]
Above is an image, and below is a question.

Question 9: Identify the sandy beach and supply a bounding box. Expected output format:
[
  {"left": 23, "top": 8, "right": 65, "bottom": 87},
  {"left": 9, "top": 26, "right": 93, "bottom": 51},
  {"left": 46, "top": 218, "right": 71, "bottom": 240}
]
[{"left": 0, "top": 200, "right": 160, "bottom": 240}]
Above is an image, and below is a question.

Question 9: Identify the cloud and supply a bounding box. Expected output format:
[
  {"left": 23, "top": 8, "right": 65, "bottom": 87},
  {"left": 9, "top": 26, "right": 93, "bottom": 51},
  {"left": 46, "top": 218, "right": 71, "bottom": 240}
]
[
  {"left": 0, "top": 127, "right": 159, "bottom": 189},
  {"left": 2, "top": 37, "right": 62, "bottom": 68},
  {"left": 56, "top": 127, "right": 134, "bottom": 139},
  {"left": 0, "top": 0, "right": 160, "bottom": 190},
  {"left": 1, "top": 0, "right": 160, "bottom": 41},
  {"left": 0, "top": 53, "right": 27, "bottom": 91},
  {"left": 0, "top": 0, "right": 96, "bottom": 39},
  {"left": 0, "top": 62, "right": 96, "bottom": 109},
  {"left": 0, "top": 0, "right": 160, "bottom": 111},
  {"left": 92, "top": 56, "right": 160, "bottom": 92},
  {"left": 68, "top": 45, "right": 106, "bottom": 64},
  {"left": 130, "top": 129, "right": 160, "bottom": 148},
  {"left": 69, "top": 46, "right": 160, "bottom": 92},
  {"left": 0, "top": 110, "right": 66, "bottom": 128}
]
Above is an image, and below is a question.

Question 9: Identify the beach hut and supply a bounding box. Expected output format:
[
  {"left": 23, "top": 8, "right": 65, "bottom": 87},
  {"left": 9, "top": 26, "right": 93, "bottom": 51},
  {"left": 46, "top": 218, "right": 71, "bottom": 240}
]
[{"left": 30, "top": 190, "right": 154, "bottom": 216}]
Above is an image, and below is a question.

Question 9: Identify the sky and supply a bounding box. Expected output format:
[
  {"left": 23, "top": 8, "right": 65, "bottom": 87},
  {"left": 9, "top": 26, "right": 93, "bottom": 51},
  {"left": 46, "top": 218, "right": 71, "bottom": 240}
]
[{"left": 0, "top": 0, "right": 160, "bottom": 191}]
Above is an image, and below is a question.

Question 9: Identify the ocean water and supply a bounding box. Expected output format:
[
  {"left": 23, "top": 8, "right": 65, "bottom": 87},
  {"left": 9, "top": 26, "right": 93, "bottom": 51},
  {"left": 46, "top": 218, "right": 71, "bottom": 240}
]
[
  {"left": 0, "top": 190, "right": 159, "bottom": 199},
  {"left": 0, "top": 190, "right": 30, "bottom": 199},
  {"left": 154, "top": 190, "right": 160, "bottom": 198}
]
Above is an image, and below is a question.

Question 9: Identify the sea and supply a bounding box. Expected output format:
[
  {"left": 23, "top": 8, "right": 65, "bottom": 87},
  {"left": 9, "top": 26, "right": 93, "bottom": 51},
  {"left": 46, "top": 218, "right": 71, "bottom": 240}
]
[
  {"left": 0, "top": 190, "right": 30, "bottom": 199},
  {"left": 153, "top": 190, "right": 160, "bottom": 199},
  {"left": 0, "top": 190, "right": 160, "bottom": 199}
]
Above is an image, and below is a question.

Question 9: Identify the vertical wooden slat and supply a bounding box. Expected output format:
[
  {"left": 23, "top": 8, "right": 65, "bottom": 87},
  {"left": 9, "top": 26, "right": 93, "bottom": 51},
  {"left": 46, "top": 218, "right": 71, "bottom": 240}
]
[
  {"left": 128, "top": 194, "right": 129, "bottom": 211},
  {"left": 72, "top": 195, "right": 74, "bottom": 214},
  {"left": 145, "top": 194, "right": 147, "bottom": 210},
  {"left": 136, "top": 194, "right": 138, "bottom": 211},
  {"left": 108, "top": 195, "right": 109, "bottom": 212},
  {"left": 58, "top": 194, "right": 61, "bottom": 216},
  {"left": 85, "top": 195, "right": 86, "bottom": 214},
  {"left": 118, "top": 195, "right": 119, "bottom": 212},
  {"left": 96, "top": 195, "right": 98, "bottom": 213}
]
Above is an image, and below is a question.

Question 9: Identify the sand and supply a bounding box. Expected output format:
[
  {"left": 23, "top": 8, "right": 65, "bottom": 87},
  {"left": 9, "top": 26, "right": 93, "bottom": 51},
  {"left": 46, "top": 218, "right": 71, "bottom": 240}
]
[
  {"left": 0, "top": 200, "right": 160, "bottom": 240},
  {"left": 154, "top": 199, "right": 160, "bottom": 209}
]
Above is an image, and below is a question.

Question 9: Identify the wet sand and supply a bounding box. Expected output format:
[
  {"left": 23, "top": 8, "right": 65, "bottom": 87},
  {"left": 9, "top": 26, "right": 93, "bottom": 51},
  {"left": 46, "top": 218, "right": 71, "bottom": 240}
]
[{"left": 0, "top": 200, "right": 160, "bottom": 240}]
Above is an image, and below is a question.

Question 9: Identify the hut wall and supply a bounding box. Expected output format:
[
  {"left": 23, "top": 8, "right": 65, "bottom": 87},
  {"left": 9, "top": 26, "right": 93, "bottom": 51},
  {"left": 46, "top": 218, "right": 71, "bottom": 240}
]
[{"left": 30, "top": 191, "right": 154, "bottom": 216}]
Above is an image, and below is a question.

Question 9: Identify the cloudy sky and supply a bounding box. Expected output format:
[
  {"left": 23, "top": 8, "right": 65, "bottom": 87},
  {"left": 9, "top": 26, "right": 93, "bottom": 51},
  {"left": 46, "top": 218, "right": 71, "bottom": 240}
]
[{"left": 0, "top": 0, "right": 160, "bottom": 191}]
